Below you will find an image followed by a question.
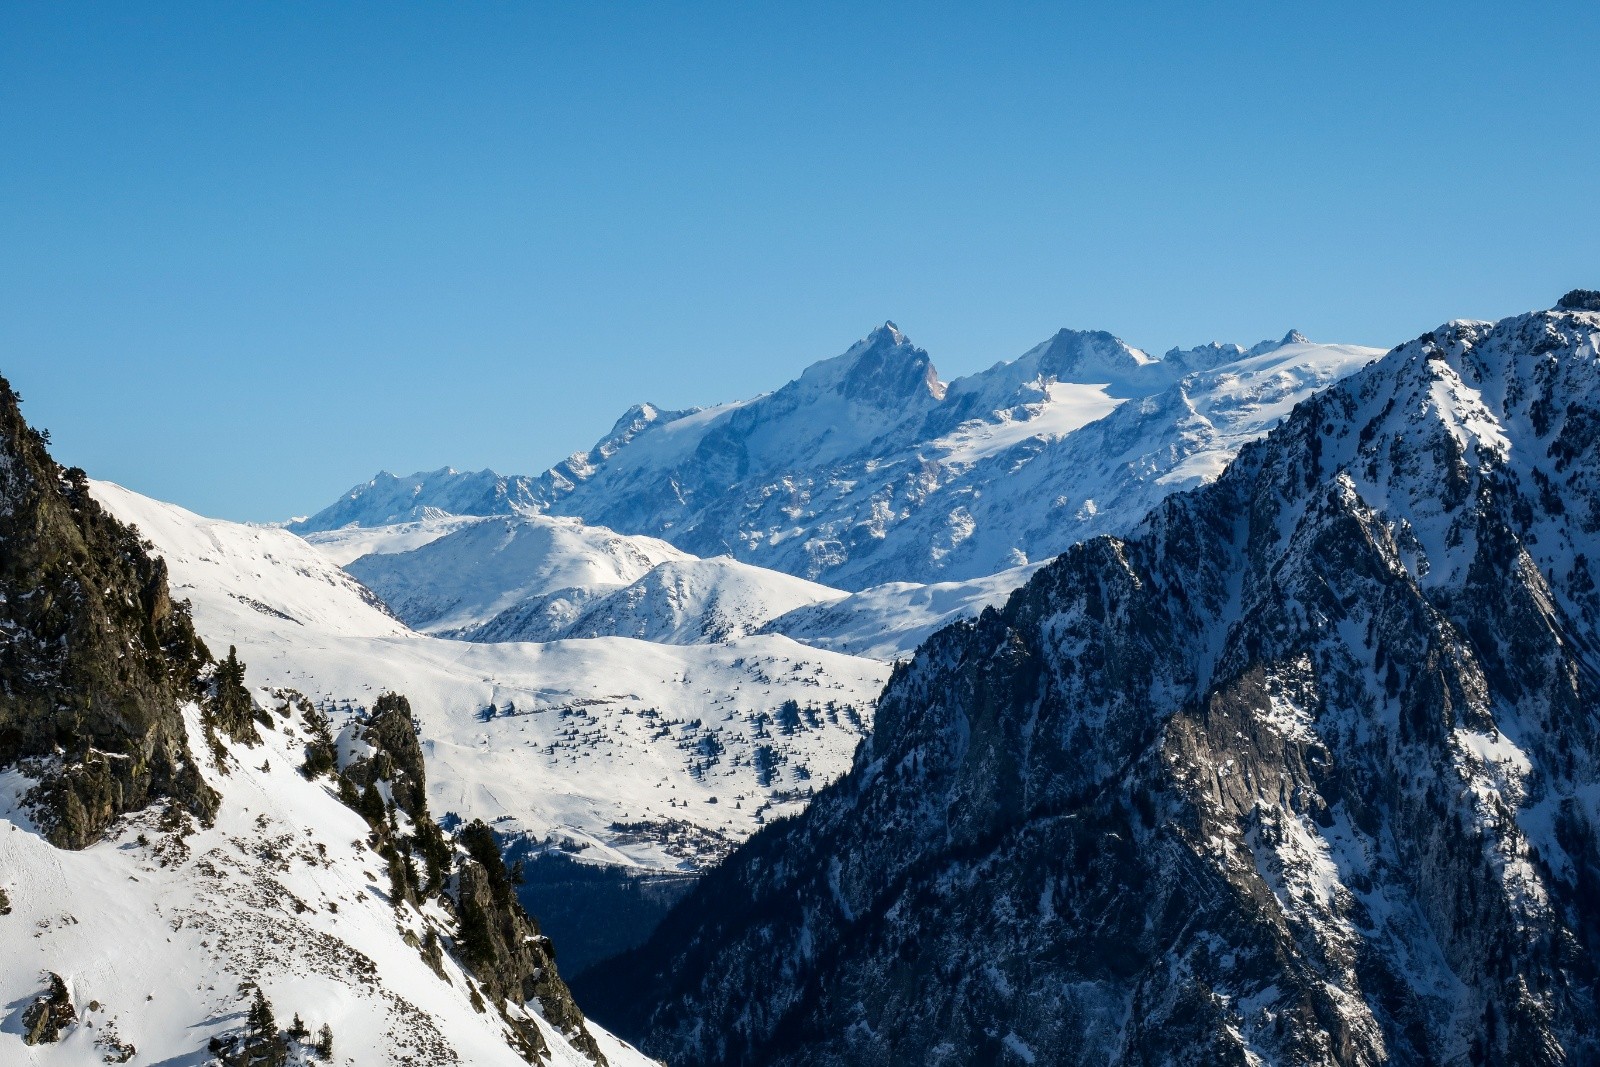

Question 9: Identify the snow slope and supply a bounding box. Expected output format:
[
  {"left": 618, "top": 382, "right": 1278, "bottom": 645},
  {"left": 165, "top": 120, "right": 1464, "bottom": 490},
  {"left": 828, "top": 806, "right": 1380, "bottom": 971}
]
[
  {"left": 301, "top": 512, "right": 486, "bottom": 566},
  {"left": 761, "top": 562, "right": 1044, "bottom": 660},
  {"left": 94, "top": 482, "right": 890, "bottom": 873},
  {"left": 342, "top": 514, "right": 690, "bottom": 638},
  {"left": 295, "top": 324, "right": 1381, "bottom": 591},
  {"left": 0, "top": 706, "right": 657, "bottom": 1066},
  {"left": 506, "top": 555, "right": 848, "bottom": 645}
]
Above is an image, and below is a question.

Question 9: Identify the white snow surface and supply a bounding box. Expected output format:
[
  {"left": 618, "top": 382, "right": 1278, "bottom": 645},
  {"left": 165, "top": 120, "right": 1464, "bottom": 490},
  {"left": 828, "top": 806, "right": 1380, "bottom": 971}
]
[
  {"left": 0, "top": 708, "right": 658, "bottom": 1066},
  {"left": 340, "top": 513, "right": 691, "bottom": 637},
  {"left": 93, "top": 482, "right": 890, "bottom": 873},
  {"left": 300, "top": 512, "right": 487, "bottom": 566},
  {"left": 762, "top": 563, "right": 1044, "bottom": 660},
  {"left": 548, "top": 555, "right": 848, "bottom": 645}
]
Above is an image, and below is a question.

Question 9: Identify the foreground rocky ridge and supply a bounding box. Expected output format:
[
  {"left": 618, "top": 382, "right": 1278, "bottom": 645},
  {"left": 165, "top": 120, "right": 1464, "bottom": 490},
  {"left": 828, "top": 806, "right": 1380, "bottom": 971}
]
[
  {"left": 0, "top": 377, "right": 651, "bottom": 1065},
  {"left": 0, "top": 374, "right": 216, "bottom": 848},
  {"left": 581, "top": 297, "right": 1600, "bottom": 1065}
]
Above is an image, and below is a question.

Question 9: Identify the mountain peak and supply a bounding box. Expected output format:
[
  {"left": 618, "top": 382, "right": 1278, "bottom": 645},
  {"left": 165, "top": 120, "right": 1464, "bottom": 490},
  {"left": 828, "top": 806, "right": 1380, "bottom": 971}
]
[
  {"left": 1557, "top": 288, "right": 1600, "bottom": 312},
  {"left": 801, "top": 321, "right": 944, "bottom": 406},
  {"left": 871, "top": 320, "right": 907, "bottom": 344},
  {"left": 1026, "top": 328, "right": 1156, "bottom": 387}
]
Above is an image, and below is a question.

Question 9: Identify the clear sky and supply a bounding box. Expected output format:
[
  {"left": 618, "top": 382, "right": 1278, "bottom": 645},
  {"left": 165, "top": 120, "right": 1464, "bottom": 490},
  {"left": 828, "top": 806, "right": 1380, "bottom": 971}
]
[{"left": 4, "top": 2, "right": 1597, "bottom": 521}]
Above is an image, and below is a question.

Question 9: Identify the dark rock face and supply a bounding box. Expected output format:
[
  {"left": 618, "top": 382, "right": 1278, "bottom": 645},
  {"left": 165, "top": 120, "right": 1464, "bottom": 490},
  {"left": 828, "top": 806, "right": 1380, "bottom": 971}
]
[
  {"left": 0, "top": 375, "right": 217, "bottom": 848},
  {"left": 338, "top": 692, "right": 428, "bottom": 822},
  {"left": 1556, "top": 289, "right": 1600, "bottom": 312},
  {"left": 581, "top": 305, "right": 1600, "bottom": 1065},
  {"left": 322, "top": 697, "right": 608, "bottom": 1065},
  {"left": 454, "top": 821, "right": 608, "bottom": 1065}
]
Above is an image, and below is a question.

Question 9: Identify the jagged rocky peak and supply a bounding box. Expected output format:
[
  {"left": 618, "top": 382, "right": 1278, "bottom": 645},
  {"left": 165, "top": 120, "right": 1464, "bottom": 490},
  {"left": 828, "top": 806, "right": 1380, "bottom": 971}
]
[
  {"left": 796, "top": 320, "right": 945, "bottom": 405},
  {"left": 580, "top": 298, "right": 1600, "bottom": 1065},
  {"left": 0, "top": 374, "right": 217, "bottom": 848},
  {"left": 1557, "top": 288, "right": 1600, "bottom": 312},
  {"left": 1162, "top": 328, "right": 1311, "bottom": 374}
]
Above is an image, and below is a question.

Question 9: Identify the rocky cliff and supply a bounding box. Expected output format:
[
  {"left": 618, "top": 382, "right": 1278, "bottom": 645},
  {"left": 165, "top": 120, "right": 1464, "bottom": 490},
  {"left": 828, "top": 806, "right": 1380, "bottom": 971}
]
[{"left": 0, "top": 374, "right": 217, "bottom": 848}]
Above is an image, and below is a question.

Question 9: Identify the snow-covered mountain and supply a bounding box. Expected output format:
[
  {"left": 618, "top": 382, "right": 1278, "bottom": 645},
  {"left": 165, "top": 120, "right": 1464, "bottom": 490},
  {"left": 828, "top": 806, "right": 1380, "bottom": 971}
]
[
  {"left": 294, "top": 324, "right": 1382, "bottom": 592},
  {"left": 0, "top": 378, "right": 655, "bottom": 1066},
  {"left": 583, "top": 293, "right": 1600, "bottom": 1065},
  {"left": 298, "top": 467, "right": 542, "bottom": 533},
  {"left": 520, "top": 555, "right": 848, "bottom": 645},
  {"left": 337, "top": 513, "right": 690, "bottom": 638},
  {"left": 334, "top": 513, "right": 850, "bottom": 646}
]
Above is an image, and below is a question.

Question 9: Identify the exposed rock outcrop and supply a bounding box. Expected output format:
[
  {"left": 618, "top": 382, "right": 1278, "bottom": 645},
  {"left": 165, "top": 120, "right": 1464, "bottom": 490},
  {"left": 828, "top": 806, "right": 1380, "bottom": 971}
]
[
  {"left": 0, "top": 375, "right": 217, "bottom": 848},
  {"left": 21, "top": 972, "right": 76, "bottom": 1045},
  {"left": 455, "top": 820, "right": 608, "bottom": 1065}
]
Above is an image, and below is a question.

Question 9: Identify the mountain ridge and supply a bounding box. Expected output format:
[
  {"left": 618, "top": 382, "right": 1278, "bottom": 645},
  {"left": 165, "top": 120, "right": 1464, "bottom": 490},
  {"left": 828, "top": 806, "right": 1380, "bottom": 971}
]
[
  {"left": 578, "top": 297, "right": 1600, "bottom": 1066},
  {"left": 294, "top": 323, "right": 1380, "bottom": 594}
]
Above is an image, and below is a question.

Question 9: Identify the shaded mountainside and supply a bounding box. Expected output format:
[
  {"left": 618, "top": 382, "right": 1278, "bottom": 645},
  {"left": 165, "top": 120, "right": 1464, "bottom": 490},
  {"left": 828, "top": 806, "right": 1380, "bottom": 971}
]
[
  {"left": 579, "top": 298, "right": 1600, "bottom": 1066},
  {"left": 0, "top": 374, "right": 216, "bottom": 848}
]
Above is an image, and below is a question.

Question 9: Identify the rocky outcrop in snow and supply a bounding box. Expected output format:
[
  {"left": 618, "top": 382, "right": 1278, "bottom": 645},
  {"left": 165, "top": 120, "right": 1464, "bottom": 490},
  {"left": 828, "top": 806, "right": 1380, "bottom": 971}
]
[{"left": 0, "top": 374, "right": 218, "bottom": 849}]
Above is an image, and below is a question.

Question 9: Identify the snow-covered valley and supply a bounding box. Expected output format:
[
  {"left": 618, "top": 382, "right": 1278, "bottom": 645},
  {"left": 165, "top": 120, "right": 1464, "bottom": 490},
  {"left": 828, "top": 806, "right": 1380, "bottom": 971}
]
[{"left": 92, "top": 482, "right": 891, "bottom": 874}]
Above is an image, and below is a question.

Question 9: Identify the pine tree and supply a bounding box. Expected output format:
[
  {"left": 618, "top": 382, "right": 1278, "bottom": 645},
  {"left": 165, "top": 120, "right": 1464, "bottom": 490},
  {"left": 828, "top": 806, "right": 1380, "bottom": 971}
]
[
  {"left": 358, "top": 780, "right": 385, "bottom": 826},
  {"left": 248, "top": 986, "right": 275, "bottom": 1040},
  {"left": 300, "top": 707, "right": 336, "bottom": 777},
  {"left": 207, "top": 645, "right": 260, "bottom": 744}
]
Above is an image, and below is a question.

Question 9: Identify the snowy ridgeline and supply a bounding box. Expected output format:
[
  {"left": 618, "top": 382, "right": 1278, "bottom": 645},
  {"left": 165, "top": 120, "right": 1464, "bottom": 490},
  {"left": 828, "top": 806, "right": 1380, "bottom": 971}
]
[
  {"left": 577, "top": 300, "right": 1600, "bottom": 1066},
  {"left": 293, "top": 324, "right": 1383, "bottom": 592},
  {"left": 0, "top": 704, "right": 656, "bottom": 1066}
]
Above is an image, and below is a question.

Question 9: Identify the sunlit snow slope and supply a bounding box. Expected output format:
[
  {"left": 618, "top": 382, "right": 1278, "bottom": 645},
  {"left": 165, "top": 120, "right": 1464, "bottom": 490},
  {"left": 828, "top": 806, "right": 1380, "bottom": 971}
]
[
  {"left": 0, "top": 711, "right": 656, "bottom": 1066},
  {"left": 93, "top": 482, "right": 889, "bottom": 872}
]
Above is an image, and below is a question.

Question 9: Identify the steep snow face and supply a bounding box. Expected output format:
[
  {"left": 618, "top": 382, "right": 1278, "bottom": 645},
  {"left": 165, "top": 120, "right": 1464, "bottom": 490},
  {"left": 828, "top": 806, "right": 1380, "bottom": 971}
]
[
  {"left": 93, "top": 480, "right": 409, "bottom": 640},
  {"left": 0, "top": 707, "right": 657, "bottom": 1067},
  {"left": 94, "top": 484, "right": 889, "bottom": 873},
  {"left": 341, "top": 514, "right": 689, "bottom": 637},
  {"left": 296, "top": 324, "right": 1378, "bottom": 591},
  {"left": 583, "top": 302, "right": 1600, "bottom": 1066}
]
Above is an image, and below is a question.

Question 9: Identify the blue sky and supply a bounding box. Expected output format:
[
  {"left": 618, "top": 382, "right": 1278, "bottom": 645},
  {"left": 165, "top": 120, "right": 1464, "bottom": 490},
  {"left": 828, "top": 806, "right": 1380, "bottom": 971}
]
[{"left": 4, "top": 2, "right": 1597, "bottom": 521}]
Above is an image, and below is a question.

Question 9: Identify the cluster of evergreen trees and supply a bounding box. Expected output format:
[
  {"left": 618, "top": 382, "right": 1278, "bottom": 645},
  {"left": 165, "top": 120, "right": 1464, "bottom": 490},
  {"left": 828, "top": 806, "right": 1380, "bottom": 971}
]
[{"left": 207, "top": 986, "right": 332, "bottom": 1066}]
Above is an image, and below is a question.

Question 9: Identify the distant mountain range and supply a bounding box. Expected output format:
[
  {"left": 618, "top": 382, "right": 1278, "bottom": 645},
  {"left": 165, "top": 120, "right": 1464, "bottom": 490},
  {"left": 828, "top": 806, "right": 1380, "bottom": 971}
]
[{"left": 293, "top": 323, "right": 1381, "bottom": 591}]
